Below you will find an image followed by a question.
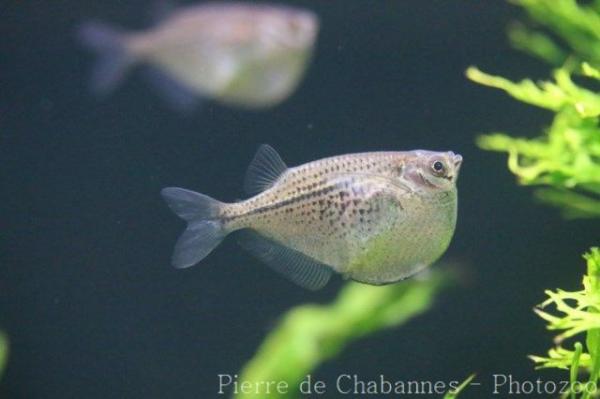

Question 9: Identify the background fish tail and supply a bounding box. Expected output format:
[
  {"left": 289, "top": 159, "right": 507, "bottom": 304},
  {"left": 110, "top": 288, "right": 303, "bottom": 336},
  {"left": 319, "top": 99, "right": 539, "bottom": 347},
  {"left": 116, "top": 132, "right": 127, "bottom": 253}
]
[
  {"left": 76, "top": 21, "right": 135, "bottom": 96},
  {"left": 161, "top": 187, "right": 228, "bottom": 269}
]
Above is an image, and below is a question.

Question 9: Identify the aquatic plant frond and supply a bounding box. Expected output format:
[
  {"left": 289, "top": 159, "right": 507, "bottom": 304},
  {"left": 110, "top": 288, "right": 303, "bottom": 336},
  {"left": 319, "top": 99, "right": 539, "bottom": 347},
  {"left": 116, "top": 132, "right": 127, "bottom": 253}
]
[
  {"left": 469, "top": 1, "right": 600, "bottom": 398},
  {"left": 531, "top": 248, "right": 600, "bottom": 398},
  {"left": 233, "top": 268, "right": 457, "bottom": 398},
  {"left": 508, "top": 0, "right": 600, "bottom": 67},
  {"left": 466, "top": 66, "right": 600, "bottom": 218},
  {"left": 0, "top": 332, "right": 7, "bottom": 380},
  {"left": 467, "top": 0, "right": 600, "bottom": 219},
  {"left": 443, "top": 374, "right": 476, "bottom": 399}
]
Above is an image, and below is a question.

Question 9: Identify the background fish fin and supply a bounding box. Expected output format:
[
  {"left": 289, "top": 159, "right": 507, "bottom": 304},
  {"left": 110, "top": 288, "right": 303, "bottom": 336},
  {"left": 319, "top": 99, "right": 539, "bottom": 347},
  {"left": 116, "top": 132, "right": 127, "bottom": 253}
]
[
  {"left": 244, "top": 144, "right": 288, "bottom": 196},
  {"left": 238, "top": 231, "right": 332, "bottom": 290},
  {"left": 161, "top": 187, "right": 226, "bottom": 268},
  {"left": 76, "top": 21, "right": 134, "bottom": 96},
  {"left": 143, "top": 66, "right": 201, "bottom": 113}
]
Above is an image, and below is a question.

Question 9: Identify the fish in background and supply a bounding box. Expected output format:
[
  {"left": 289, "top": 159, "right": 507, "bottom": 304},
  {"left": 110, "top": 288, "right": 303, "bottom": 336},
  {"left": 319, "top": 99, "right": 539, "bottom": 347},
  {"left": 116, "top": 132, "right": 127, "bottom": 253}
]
[
  {"left": 161, "top": 145, "right": 462, "bottom": 290},
  {"left": 77, "top": 2, "right": 319, "bottom": 110}
]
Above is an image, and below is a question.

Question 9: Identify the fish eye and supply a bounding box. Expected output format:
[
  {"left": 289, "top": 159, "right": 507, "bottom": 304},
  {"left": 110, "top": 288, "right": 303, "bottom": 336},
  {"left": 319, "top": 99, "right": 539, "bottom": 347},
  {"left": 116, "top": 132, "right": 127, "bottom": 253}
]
[{"left": 431, "top": 160, "right": 446, "bottom": 175}]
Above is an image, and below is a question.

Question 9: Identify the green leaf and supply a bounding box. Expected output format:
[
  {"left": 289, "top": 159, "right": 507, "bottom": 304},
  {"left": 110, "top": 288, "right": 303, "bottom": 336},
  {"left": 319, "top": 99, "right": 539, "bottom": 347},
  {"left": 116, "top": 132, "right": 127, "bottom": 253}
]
[
  {"left": 508, "top": 22, "right": 567, "bottom": 65},
  {"left": 0, "top": 332, "right": 8, "bottom": 379},
  {"left": 531, "top": 249, "right": 600, "bottom": 374},
  {"left": 233, "top": 269, "right": 453, "bottom": 398},
  {"left": 443, "top": 374, "right": 476, "bottom": 399}
]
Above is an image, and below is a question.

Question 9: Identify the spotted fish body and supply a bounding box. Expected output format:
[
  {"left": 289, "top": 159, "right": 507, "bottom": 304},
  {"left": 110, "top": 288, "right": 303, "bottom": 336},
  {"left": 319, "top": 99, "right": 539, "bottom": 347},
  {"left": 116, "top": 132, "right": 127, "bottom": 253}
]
[{"left": 162, "top": 145, "right": 462, "bottom": 290}]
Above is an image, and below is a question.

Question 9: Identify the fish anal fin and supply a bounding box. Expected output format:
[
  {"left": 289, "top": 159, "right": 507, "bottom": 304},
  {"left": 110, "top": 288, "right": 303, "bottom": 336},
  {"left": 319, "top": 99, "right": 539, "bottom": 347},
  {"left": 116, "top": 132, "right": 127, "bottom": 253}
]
[
  {"left": 244, "top": 144, "right": 288, "bottom": 196},
  {"left": 143, "top": 66, "right": 201, "bottom": 113},
  {"left": 238, "top": 230, "right": 332, "bottom": 290}
]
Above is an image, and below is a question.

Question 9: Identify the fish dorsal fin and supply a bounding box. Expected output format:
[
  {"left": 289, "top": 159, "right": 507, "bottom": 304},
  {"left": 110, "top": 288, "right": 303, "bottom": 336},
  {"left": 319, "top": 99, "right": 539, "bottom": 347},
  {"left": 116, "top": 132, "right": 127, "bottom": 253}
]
[
  {"left": 238, "top": 231, "right": 332, "bottom": 290},
  {"left": 244, "top": 144, "right": 288, "bottom": 196}
]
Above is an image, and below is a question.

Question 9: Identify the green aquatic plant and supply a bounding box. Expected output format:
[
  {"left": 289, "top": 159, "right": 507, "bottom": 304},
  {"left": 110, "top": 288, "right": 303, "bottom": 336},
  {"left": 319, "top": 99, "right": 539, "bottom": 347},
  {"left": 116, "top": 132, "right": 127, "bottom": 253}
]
[
  {"left": 466, "top": 2, "right": 600, "bottom": 397},
  {"left": 466, "top": 0, "right": 600, "bottom": 219},
  {"left": 466, "top": 65, "right": 600, "bottom": 218},
  {"left": 507, "top": 0, "right": 600, "bottom": 67},
  {"left": 442, "top": 374, "right": 476, "bottom": 399},
  {"left": 0, "top": 332, "right": 8, "bottom": 379},
  {"left": 530, "top": 248, "right": 600, "bottom": 398},
  {"left": 231, "top": 269, "right": 457, "bottom": 398}
]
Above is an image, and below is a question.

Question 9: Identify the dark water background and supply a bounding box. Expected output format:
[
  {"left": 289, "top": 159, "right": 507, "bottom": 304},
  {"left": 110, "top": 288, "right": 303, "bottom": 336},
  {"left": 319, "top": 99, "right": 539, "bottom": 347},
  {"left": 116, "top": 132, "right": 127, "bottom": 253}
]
[{"left": 2, "top": 1, "right": 599, "bottom": 398}]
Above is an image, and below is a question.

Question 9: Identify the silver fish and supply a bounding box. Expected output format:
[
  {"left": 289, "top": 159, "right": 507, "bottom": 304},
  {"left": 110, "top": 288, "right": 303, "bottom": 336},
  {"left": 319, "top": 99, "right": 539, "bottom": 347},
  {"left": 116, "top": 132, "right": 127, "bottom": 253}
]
[
  {"left": 77, "top": 3, "right": 318, "bottom": 109},
  {"left": 162, "top": 145, "right": 462, "bottom": 290}
]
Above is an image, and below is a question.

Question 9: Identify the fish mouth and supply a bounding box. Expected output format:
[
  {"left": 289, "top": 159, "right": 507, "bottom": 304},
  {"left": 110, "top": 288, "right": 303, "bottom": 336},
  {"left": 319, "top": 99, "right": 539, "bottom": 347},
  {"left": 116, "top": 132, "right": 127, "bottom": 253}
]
[{"left": 446, "top": 152, "right": 463, "bottom": 181}]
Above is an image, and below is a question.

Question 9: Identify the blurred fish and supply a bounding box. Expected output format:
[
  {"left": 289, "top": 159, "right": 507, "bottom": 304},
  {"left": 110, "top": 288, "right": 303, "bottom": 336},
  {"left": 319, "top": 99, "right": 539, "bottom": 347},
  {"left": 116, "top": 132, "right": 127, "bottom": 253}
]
[
  {"left": 161, "top": 145, "right": 463, "bottom": 290},
  {"left": 77, "top": 2, "right": 319, "bottom": 110}
]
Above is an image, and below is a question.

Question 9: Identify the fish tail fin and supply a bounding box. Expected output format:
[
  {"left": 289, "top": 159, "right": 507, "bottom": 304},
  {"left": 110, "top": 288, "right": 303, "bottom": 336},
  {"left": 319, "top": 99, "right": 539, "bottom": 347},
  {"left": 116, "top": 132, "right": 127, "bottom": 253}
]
[
  {"left": 76, "top": 21, "right": 135, "bottom": 96},
  {"left": 161, "top": 187, "right": 228, "bottom": 269}
]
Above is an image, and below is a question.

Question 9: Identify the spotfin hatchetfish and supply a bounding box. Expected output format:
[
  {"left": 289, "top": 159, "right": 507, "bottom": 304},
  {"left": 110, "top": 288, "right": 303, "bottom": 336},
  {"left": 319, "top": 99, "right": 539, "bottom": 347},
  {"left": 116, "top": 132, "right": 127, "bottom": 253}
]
[
  {"left": 161, "top": 145, "right": 462, "bottom": 290},
  {"left": 77, "top": 3, "right": 318, "bottom": 110}
]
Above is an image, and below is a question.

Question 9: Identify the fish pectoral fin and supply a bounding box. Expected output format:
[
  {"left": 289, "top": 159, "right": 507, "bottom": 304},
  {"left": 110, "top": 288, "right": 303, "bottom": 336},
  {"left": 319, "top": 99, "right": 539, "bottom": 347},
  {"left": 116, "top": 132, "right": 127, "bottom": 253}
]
[
  {"left": 243, "top": 144, "right": 288, "bottom": 196},
  {"left": 238, "top": 230, "right": 332, "bottom": 290}
]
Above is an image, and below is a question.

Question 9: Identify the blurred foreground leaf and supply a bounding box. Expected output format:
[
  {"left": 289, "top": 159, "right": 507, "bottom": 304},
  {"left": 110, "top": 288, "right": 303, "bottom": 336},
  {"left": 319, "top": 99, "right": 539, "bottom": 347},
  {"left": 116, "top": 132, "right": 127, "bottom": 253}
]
[
  {"left": 443, "top": 374, "right": 476, "bottom": 399},
  {"left": 0, "top": 332, "right": 8, "bottom": 378},
  {"left": 234, "top": 269, "right": 452, "bottom": 398},
  {"left": 507, "top": 0, "right": 600, "bottom": 67}
]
